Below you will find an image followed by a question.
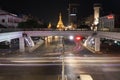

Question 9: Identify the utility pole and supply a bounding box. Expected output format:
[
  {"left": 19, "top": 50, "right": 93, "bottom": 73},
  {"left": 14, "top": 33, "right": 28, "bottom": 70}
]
[{"left": 61, "top": 36, "right": 65, "bottom": 80}]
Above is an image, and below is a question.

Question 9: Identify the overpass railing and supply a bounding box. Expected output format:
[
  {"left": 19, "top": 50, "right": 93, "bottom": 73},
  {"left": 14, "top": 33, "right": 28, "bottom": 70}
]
[{"left": 0, "top": 28, "right": 120, "bottom": 32}]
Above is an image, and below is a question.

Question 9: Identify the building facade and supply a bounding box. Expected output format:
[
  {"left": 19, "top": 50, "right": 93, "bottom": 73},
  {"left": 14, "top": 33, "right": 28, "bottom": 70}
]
[
  {"left": 0, "top": 9, "right": 24, "bottom": 28},
  {"left": 68, "top": 3, "right": 79, "bottom": 28},
  {"left": 99, "top": 14, "right": 120, "bottom": 31}
]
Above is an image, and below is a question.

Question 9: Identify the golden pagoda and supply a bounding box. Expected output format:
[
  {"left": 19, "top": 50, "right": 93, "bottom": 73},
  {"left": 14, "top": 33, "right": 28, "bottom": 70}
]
[{"left": 57, "top": 13, "right": 65, "bottom": 30}]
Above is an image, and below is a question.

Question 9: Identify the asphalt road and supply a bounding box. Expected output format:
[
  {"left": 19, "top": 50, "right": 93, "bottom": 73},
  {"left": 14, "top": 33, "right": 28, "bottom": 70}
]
[
  {"left": 0, "top": 57, "right": 120, "bottom": 80},
  {"left": 0, "top": 38, "right": 120, "bottom": 80}
]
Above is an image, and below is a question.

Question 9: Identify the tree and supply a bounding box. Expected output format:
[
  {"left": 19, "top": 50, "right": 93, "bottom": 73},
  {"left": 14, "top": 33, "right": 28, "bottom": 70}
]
[{"left": 18, "top": 19, "right": 40, "bottom": 29}]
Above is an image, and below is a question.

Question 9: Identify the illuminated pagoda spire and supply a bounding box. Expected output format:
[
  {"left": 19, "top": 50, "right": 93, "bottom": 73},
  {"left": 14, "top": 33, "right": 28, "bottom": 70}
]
[
  {"left": 57, "top": 13, "right": 65, "bottom": 30},
  {"left": 48, "top": 22, "right": 52, "bottom": 29}
]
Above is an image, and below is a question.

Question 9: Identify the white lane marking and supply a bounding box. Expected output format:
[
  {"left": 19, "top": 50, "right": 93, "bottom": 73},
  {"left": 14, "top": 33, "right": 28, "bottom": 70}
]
[
  {"left": 10, "top": 59, "right": 120, "bottom": 63},
  {"left": 0, "top": 63, "right": 61, "bottom": 66},
  {"left": 0, "top": 63, "right": 120, "bottom": 67},
  {"left": 0, "top": 56, "right": 120, "bottom": 60},
  {"left": 102, "top": 68, "right": 120, "bottom": 72}
]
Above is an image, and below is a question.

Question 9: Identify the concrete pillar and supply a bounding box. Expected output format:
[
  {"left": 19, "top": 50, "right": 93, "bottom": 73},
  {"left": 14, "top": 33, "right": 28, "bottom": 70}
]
[
  {"left": 19, "top": 37, "right": 25, "bottom": 52},
  {"left": 95, "top": 37, "right": 100, "bottom": 51}
]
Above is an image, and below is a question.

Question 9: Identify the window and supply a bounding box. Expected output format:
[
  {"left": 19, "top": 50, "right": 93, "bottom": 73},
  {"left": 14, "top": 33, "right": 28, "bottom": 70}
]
[{"left": 2, "top": 19, "right": 5, "bottom": 23}]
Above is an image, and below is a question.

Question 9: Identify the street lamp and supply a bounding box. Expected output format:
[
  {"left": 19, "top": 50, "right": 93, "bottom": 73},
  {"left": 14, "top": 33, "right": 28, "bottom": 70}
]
[{"left": 69, "top": 35, "right": 74, "bottom": 40}]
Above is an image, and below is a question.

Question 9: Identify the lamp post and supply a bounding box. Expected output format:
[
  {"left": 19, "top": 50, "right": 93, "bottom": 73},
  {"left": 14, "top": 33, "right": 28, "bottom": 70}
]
[
  {"left": 61, "top": 36, "right": 65, "bottom": 80},
  {"left": 62, "top": 52, "right": 65, "bottom": 80}
]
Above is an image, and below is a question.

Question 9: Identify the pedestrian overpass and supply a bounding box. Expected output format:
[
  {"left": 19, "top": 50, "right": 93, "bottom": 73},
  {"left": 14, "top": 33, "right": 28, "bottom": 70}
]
[{"left": 0, "top": 30, "right": 120, "bottom": 52}]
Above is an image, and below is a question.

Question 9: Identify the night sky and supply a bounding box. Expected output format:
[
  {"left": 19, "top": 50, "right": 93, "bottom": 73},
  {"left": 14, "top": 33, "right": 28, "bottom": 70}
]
[{"left": 0, "top": 0, "right": 120, "bottom": 25}]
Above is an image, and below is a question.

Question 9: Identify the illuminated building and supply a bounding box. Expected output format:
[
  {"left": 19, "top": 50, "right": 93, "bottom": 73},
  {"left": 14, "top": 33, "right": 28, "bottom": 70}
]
[
  {"left": 99, "top": 14, "right": 120, "bottom": 31},
  {"left": 93, "top": 3, "right": 101, "bottom": 24},
  {"left": 92, "top": 3, "right": 101, "bottom": 31}
]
